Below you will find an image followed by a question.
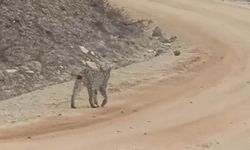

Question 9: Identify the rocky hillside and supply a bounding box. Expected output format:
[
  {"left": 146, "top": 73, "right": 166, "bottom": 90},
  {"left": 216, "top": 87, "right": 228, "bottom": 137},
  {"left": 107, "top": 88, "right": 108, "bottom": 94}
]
[{"left": 0, "top": 0, "right": 175, "bottom": 100}]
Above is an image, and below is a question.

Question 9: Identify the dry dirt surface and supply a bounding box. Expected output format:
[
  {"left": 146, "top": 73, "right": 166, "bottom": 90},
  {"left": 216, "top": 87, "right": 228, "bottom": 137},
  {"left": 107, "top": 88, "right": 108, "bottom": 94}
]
[{"left": 1, "top": 0, "right": 250, "bottom": 149}]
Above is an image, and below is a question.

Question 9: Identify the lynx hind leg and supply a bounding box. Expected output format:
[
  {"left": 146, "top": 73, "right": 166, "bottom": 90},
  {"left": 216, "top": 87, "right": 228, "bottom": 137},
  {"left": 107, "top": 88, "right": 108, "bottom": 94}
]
[
  {"left": 87, "top": 88, "right": 98, "bottom": 108},
  {"left": 71, "top": 75, "right": 83, "bottom": 109},
  {"left": 100, "top": 86, "right": 108, "bottom": 107},
  {"left": 93, "top": 90, "right": 99, "bottom": 107}
]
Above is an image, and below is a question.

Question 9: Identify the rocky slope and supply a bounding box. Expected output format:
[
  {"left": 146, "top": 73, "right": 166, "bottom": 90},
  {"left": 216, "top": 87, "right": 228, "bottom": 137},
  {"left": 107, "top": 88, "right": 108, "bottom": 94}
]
[{"left": 0, "top": 0, "right": 175, "bottom": 100}]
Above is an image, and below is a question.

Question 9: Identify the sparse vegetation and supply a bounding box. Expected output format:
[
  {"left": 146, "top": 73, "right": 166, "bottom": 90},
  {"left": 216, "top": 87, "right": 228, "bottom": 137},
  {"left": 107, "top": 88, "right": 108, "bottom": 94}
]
[{"left": 0, "top": 0, "right": 174, "bottom": 100}]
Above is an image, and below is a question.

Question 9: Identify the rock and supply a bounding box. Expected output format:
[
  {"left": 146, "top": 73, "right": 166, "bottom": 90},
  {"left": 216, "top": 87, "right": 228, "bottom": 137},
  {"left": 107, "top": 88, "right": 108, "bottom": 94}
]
[
  {"left": 80, "top": 46, "right": 89, "bottom": 54},
  {"left": 164, "top": 43, "right": 172, "bottom": 46},
  {"left": 152, "top": 26, "right": 162, "bottom": 37},
  {"left": 59, "top": 65, "right": 64, "bottom": 70},
  {"left": 10, "top": 120, "right": 16, "bottom": 124},
  {"left": 25, "top": 70, "right": 35, "bottom": 74},
  {"left": 159, "top": 36, "right": 170, "bottom": 43},
  {"left": 155, "top": 49, "right": 164, "bottom": 56},
  {"left": 169, "top": 36, "right": 177, "bottom": 43},
  {"left": 116, "top": 130, "right": 121, "bottom": 133},
  {"left": 6, "top": 69, "right": 17, "bottom": 74},
  {"left": 173, "top": 50, "right": 181, "bottom": 56},
  {"left": 90, "top": 51, "right": 96, "bottom": 56},
  {"left": 132, "top": 109, "right": 138, "bottom": 112},
  {"left": 147, "top": 49, "right": 155, "bottom": 53},
  {"left": 57, "top": 77, "right": 65, "bottom": 82}
]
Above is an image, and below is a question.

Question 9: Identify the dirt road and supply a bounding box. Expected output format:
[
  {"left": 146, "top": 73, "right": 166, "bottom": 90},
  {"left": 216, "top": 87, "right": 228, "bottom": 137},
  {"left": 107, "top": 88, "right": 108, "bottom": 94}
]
[{"left": 1, "top": 0, "right": 250, "bottom": 149}]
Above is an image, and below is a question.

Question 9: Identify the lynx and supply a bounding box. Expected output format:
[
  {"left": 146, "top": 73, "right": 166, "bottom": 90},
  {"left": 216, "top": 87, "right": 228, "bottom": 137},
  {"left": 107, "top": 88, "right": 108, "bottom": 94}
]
[{"left": 71, "top": 46, "right": 112, "bottom": 108}]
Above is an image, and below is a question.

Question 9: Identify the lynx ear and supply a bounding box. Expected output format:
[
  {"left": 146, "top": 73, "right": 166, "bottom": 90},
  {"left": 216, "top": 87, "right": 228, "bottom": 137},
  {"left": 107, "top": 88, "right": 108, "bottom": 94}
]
[{"left": 77, "top": 75, "right": 83, "bottom": 80}]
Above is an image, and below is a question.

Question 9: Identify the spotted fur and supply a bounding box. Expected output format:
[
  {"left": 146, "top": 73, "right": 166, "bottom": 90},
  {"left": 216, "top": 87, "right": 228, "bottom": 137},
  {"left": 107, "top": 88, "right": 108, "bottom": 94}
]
[{"left": 71, "top": 62, "right": 111, "bottom": 108}]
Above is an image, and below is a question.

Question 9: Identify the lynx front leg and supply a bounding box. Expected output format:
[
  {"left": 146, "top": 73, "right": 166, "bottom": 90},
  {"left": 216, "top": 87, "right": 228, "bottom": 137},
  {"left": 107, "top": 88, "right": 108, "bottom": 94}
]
[
  {"left": 71, "top": 77, "right": 83, "bottom": 109},
  {"left": 87, "top": 88, "right": 98, "bottom": 108},
  {"left": 93, "top": 90, "right": 100, "bottom": 107},
  {"left": 100, "top": 86, "right": 108, "bottom": 107}
]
